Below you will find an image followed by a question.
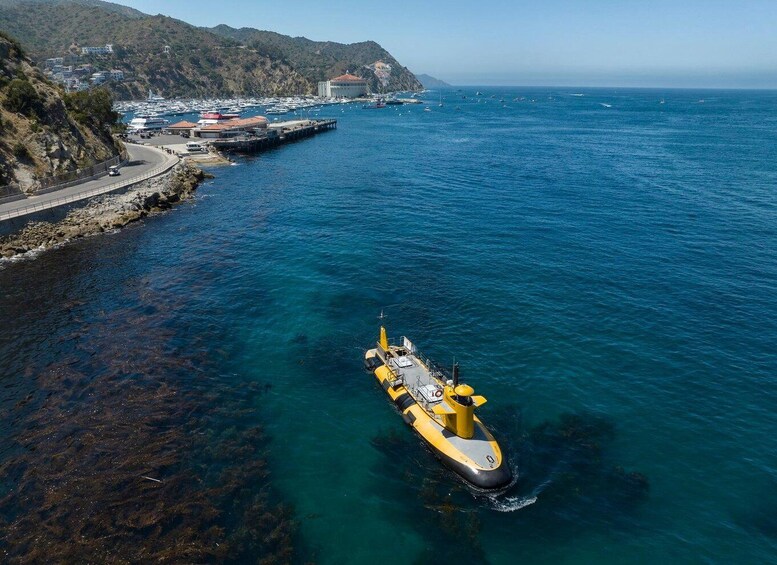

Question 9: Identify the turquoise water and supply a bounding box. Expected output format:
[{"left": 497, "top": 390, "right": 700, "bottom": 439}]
[{"left": 2, "top": 88, "right": 777, "bottom": 563}]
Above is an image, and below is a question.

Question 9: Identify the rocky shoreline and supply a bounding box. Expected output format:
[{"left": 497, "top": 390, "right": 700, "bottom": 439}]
[{"left": 0, "top": 161, "right": 211, "bottom": 260}]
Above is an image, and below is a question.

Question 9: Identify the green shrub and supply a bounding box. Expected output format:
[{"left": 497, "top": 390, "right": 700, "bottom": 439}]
[
  {"left": 63, "top": 88, "right": 119, "bottom": 129},
  {"left": 0, "top": 31, "right": 24, "bottom": 58},
  {"left": 3, "top": 79, "right": 40, "bottom": 116},
  {"left": 13, "top": 142, "right": 30, "bottom": 161}
]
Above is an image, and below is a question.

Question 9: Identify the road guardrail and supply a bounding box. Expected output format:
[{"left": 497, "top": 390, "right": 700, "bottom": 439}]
[{"left": 0, "top": 153, "right": 179, "bottom": 223}]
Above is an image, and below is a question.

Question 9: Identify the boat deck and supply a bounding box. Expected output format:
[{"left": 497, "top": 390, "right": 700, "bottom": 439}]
[
  {"left": 385, "top": 352, "right": 450, "bottom": 411},
  {"left": 382, "top": 345, "right": 502, "bottom": 470}
]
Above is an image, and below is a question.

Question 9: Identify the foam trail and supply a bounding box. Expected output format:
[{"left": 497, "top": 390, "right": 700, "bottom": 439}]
[
  {"left": 485, "top": 471, "right": 553, "bottom": 513},
  {"left": 492, "top": 495, "right": 538, "bottom": 512}
]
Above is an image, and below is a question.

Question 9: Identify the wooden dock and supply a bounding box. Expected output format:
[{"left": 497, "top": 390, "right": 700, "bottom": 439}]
[{"left": 210, "top": 119, "right": 337, "bottom": 154}]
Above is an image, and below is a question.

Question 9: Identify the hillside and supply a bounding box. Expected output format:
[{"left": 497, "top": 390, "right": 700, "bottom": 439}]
[
  {"left": 416, "top": 74, "right": 452, "bottom": 89},
  {"left": 0, "top": 1, "right": 310, "bottom": 99},
  {"left": 0, "top": 0, "right": 422, "bottom": 99},
  {"left": 0, "top": 31, "right": 118, "bottom": 190},
  {"left": 209, "top": 25, "right": 423, "bottom": 94}
]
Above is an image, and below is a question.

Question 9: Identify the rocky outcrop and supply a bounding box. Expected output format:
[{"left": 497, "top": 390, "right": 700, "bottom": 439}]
[{"left": 0, "top": 161, "right": 209, "bottom": 259}]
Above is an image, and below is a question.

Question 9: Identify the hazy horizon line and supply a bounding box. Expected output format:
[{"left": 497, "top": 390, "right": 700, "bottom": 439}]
[{"left": 429, "top": 83, "right": 777, "bottom": 91}]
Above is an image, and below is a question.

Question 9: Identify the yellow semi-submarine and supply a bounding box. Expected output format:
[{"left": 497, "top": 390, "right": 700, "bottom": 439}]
[{"left": 365, "top": 325, "right": 512, "bottom": 490}]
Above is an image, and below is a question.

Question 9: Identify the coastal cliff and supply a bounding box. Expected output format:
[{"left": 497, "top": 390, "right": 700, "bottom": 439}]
[
  {"left": 0, "top": 160, "right": 208, "bottom": 259},
  {"left": 0, "top": 31, "right": 119, "bottom": 189}
]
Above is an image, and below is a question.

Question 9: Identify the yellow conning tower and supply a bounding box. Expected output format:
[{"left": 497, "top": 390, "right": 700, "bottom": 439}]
[{"left": 433, "top": 367, "right": 487, "bottom": 439}]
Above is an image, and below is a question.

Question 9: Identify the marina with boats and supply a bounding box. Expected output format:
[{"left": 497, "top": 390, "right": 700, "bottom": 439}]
[
  {"left": 117, "top": 90, "right": 435, "bottom": 158},
  {"left": 116, "top": 90, "right": 431, "bottom": 133}
]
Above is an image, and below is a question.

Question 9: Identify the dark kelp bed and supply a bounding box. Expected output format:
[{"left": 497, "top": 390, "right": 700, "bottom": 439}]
[{"left": 0, "top": 274, "right": 300, "bottom": 563}]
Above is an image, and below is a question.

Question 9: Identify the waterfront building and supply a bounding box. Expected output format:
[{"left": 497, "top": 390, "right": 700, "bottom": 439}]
[
  {"left": 193, "top": 116, "right": 269, "bottom": 139},
  {"left": 166, "top": 120, "right": 199, "bottom": 135},
  {"left": 317, "top": 73, "right": 368, "bottom": 98}
]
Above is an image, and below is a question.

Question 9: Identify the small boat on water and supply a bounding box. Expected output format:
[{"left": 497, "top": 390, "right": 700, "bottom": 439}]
[
  {"left": 363, "top": 98, "right": 386, "bottom": 109},
  {"left": 364, "top": 325, "right": 512, "bottom": 490},
  {"left": 266, "top": 105, "right": 290, "bottom": 114}
]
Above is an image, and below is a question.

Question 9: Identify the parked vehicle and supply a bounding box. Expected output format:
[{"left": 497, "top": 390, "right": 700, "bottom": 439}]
[{"left": 186, "top": 141, "right": 207, "bottom": 153}]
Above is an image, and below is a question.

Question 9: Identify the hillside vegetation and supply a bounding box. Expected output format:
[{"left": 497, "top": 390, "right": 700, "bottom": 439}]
[
  {"left": 0, "top": 0, "right": 422, "bottom": 99},
  {"left": 0, "top": 31, "right": 118, "bottom": 189},
  {"left": 209, "top": 25, "right": 422, "bottom": 94}
]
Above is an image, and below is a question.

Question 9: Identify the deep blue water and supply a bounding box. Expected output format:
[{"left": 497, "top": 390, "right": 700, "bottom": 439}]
[{"left": 2, "top": 88, "right": 777, "bottom": 563}]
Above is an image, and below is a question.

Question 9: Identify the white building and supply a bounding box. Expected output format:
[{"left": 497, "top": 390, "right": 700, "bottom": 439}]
[
  {"left": 81, "top": 44, "right": 114, "bottom": 56},
  {"left": 317, "top": 73, "right": 368, "bottom": 98},
  {"left": 90, "top": 71, "right": 110, "bottom": 84},
  {"left": 64, "top": 78, "right": 87, "bottom": 92},
  {"left": 109, "top": 69, "right": 124, "bottom": 81}
]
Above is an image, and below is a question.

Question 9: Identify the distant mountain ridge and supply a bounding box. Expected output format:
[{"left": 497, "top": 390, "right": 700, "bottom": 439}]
[
  {"left": 0, "top": 0, "right": 144, "bottom": 17},
  {"left": 208, "top": 25, "right": 422, "bottom": 94},
  {"left": 0, "top": 0, "right": 422, "bottom": 99},
  {"left": 416, "top": 74, "right": 452, "bottom": 88}
]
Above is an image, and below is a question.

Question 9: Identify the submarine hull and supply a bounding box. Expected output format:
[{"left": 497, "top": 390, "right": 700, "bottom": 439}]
[
  {"left": 437, "top": 449, "right": 512, "bottom": 490},
  {"left": 366, "top": 348, "right": 513, "bottom": 490}
]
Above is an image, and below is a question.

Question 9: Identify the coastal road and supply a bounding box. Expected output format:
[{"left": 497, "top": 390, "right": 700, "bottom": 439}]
[{"left": 0, "top": 144, "right": 178, "bottom": 222}]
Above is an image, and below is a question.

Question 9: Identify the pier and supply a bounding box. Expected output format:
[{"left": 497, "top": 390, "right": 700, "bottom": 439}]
[
  {"left": 133, "top": 118, "right": 337, "bottom": 159},
  {"left": 212, "top": 119, "right": 337, "bottom": 153}
]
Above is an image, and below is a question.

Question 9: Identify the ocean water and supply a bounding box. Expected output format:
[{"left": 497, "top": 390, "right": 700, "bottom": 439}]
[{"left": 2, "top": 88, "right": 777, "bottom": 563}]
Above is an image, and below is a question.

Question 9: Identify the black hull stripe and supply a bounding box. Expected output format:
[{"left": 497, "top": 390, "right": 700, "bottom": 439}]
[{"left": 394, "top": 392, "right": 416, "bottom": 411}]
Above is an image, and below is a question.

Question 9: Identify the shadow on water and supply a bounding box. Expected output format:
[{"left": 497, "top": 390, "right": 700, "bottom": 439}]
[
  {"left": 369, "top": 407, "right": 649, "bottom": 563},
  {"left": 733, "top": 478, "right": 777, "bottom": 542},
  {"left": 0, "top": 290, "right": 304, "bottom": 563}
]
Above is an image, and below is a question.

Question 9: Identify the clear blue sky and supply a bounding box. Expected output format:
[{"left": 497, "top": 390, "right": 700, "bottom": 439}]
[{"left": 118, "top": 0, "right": 777, "bottom": 88}]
